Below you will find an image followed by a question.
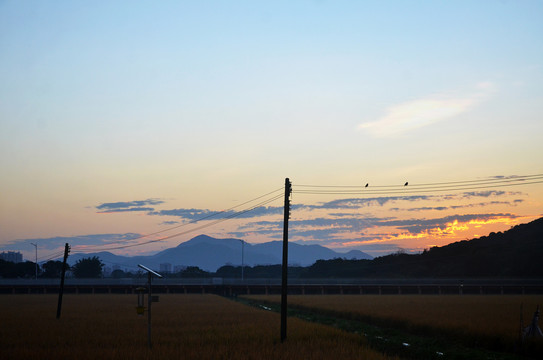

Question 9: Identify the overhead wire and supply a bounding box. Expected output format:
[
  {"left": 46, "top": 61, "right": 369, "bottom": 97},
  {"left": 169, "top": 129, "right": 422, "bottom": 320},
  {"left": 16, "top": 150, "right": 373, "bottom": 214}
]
[
  {"left": 295, "top": 173, "right": 543, "bottom": 189},
  {"left": 294, "top": 174, "right": 543, "bottom": 195},
  {"left": 294, "top": 180, "right": 543, "bottom": 195},
  {"left": 77, "top": 186, "right": 284, "bottom": 252},
  {"left": 38, "top": 250, "right": 66, "bottom": 263},
  {"left": 155, "top": 193, "right": 284, "bottom": 242},
  {"left": 70, "top": 189, "right": 284, "bottom": 254},
  {"left": 46, "top": 173, "right": 543, "bottom": 259}
]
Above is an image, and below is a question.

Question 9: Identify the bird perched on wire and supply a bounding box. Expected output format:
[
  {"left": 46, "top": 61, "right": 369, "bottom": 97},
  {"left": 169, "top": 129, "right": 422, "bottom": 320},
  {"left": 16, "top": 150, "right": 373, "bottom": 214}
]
[{"left": 404, "top": 182, "right": 408, "bottom": 186}]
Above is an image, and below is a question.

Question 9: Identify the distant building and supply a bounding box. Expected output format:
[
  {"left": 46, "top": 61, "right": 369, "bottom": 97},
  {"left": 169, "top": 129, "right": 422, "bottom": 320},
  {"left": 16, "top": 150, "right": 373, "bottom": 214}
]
[
  {"left": 159, "top": 263, "right": 172, "bottom": 273},
  {"left": 0, "top": 251, "right": 23, "bottom": 263},
  {"left": 103, "top": 266, "right": 112, "bottom": 277}
]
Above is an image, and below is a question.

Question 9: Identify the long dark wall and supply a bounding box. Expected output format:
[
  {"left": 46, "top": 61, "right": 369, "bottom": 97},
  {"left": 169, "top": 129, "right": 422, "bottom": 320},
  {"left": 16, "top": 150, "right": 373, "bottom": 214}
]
[{"left": 2, "top": 282, "right": 543, "bottom": 295}]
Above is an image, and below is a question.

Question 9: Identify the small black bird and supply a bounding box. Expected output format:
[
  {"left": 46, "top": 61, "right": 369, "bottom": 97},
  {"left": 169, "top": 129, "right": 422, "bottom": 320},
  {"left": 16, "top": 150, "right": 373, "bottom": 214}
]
[
  {"left": 365, "top": 183, "right": 369, "bottom": 187},
  {"left": 404, "top": 182, "right": 408, "bottom": 186}
]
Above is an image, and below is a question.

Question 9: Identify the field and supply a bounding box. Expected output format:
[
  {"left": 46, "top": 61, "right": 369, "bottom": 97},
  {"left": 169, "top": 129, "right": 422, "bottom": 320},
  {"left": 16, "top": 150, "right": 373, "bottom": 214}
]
[
  {"left": 246, "top": 294, "right": 543, "bottom": 341},
  {"left": 245, "top": 294, "right": 543, "bottom": 358},
  {"left": 0, "top": 294, "right": 395, "bottom": 360}
]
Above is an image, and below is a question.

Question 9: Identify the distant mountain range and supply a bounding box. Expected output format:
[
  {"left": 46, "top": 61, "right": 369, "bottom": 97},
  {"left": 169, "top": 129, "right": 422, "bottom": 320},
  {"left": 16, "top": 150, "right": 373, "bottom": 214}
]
[{"left": 68, "top": 235, "right": 373, "bottom": 272}]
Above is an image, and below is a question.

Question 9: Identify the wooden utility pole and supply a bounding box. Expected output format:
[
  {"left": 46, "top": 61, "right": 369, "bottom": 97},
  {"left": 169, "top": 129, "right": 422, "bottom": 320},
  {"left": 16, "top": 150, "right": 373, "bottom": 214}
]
[
  {"left": 56, "top": 243, "right": 70, "bottom": 319},
  {"left": 30, "top": 242, "right": 37, "bottom": 279},
  {"left": 280, "top": 178, "right": 292, "bottom": 342},
  {"left": 240, "top": 240, "right": 245, "bottom": 281}
]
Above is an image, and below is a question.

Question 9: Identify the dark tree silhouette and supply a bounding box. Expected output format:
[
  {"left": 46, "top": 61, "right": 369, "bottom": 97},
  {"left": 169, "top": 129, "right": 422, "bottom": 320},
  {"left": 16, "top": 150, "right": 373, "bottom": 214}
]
[
  {"left": 72, "top": 256, "right": 104, "bottom": 278},
  {"left": 0, "top": 260, "right": 38, "bottom": 278},
  {"left": 180, "top": 266, "right": 209, "bottom": 278},
  {"left": 41, "top": 260, "right": 66, "bottom": 278},
  {"left": 111, "top": 269, "right": 129, "bottom": 278}
]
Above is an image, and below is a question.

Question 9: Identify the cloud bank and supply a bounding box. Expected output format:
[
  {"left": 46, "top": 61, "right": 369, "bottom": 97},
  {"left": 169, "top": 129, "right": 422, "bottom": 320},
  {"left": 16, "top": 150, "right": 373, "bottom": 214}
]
[
  {"left": 5, "top": 186, "right": 516, "bottom": 258},
  {"left": 96, "top": 199, "right": 164, "bottom": 213}
]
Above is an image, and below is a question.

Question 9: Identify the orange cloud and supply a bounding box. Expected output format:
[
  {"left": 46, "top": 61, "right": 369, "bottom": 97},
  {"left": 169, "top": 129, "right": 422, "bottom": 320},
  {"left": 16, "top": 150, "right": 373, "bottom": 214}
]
[{"left": 339, "top": 214, "right": 525, "bottom": 250}]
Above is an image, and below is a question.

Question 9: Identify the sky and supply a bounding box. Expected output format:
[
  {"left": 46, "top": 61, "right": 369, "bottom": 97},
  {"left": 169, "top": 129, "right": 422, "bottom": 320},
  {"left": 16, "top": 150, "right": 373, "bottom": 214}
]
[{"left": 1, "top": 1, "right": 542, "bottom": 263}]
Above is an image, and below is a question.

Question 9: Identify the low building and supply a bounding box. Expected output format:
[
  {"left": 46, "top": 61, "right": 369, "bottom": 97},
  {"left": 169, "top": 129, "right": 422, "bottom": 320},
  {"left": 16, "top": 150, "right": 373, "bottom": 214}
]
[
  {"left": 159, "top": 263, "right": 172, "bottom": 273},
  {"left": 0, "top": 251, "right": 23, "bottom": 263}
]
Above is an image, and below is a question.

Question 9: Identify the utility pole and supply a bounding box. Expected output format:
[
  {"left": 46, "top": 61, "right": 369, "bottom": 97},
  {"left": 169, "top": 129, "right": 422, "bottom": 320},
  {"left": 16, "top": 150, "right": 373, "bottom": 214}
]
[
  {"left": 30, "top": 243, "right": 37, "bottom": 280},
  {"left": 56, "top": 243, "right": 70, "bottom": 319},
  {"left": 280, "top": 178, "right": 292, "bottom": 343},
  {"left": 240, "top": 240, "right": 245, "bottom": 281}
]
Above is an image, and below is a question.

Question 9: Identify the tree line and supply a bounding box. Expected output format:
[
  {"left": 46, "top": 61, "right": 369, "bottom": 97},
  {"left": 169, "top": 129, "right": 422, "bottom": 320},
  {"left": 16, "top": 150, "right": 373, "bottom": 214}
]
[{"left": 0, "top": 256, "right": 104, "bottom": 279}]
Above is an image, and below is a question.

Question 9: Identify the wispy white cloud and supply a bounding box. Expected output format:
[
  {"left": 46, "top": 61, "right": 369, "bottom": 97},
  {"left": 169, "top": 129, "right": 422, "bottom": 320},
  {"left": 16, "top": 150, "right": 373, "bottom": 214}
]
[{"left": 358, "top": 82, "right": 496, "bottom": 137}]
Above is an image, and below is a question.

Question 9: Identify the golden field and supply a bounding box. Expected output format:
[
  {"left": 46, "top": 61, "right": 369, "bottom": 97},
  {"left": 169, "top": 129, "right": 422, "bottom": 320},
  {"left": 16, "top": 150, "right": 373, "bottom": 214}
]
[
  {"left": 246, "top": 294, "right": 543, "bottom": 343},
  {"left": 0, "top": 294, "right": 396, "bottom": 360}
]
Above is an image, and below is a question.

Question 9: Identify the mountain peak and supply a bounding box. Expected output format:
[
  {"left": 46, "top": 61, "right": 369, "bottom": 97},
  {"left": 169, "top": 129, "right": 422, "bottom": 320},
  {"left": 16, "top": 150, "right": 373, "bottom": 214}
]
[
  {"left": 176, "top": 234, "right": 244, "bottom": 250},
  {"left": 176, "top": 234, "right": 216, "bottom": 247}
]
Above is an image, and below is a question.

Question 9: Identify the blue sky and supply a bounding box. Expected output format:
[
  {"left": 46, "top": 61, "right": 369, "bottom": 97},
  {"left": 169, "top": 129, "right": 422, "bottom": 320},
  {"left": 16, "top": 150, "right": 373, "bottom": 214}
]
[{"left": 1, "top": 1, "right": 542, "bottom": 261}]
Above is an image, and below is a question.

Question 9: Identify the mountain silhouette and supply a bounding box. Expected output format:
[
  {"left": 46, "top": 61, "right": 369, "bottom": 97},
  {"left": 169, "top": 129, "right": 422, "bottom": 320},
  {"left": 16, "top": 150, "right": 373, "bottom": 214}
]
[{"left": 68, "top": 234, "right": 372, "bottom": 272}]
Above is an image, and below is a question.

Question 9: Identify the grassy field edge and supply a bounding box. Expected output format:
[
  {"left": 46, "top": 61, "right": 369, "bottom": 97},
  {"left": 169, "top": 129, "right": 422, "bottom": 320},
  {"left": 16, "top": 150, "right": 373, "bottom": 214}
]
[{"left": 239, "top": 295, "right": 542, "bottom": 360}]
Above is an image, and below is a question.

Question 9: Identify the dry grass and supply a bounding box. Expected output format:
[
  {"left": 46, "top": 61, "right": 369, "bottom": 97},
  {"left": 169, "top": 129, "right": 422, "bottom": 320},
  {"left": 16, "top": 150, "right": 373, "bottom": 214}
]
[
  {"left": 246, "top": 294, "right": 543, "bottom": 342},
  {"left": 0, "top": 294, "right": 396, "bottom": 360}
]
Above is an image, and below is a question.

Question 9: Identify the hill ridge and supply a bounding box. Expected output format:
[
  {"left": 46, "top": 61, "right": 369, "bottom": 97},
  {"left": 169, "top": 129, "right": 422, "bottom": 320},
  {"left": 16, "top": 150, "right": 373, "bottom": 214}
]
[
  {"left": 67, "top": 235, "right": 373, "bottom": 272},
  {"left": 303, "top": 217, "right": 543, "bottom": 278}
]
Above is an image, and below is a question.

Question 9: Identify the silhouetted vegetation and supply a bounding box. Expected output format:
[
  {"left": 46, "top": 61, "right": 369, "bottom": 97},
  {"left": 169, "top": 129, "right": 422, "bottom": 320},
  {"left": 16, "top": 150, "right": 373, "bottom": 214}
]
[
  {"left": 215, "top": 264, "right": 304, "bottom": 278},
  {"left": 299, "top": 217, "right": 543, "bottom": 278},
  {"left": 41, "top": 260, "right": 67, "bottom": 278},
  {"left": 0, "top": 259, "right": 38, "bottom": 278},
  {"left": 72, "top": 256, "right": 104, "bottom": 278},
  {"left": 179, "top": 266, "right": 210, "bottom": 278},
  {"left": 110, "top": 269, "right": 130, "bottom": 278}
]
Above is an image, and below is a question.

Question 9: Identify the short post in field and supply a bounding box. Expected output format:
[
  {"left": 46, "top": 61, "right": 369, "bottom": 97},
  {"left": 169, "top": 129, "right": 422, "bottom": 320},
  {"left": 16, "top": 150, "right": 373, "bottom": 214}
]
[
  {"left": 136, "top": 287, "right": 146, "bottom": 316},
  {"left": 137, "top": 264, "right": 163, "bottom": 348}
]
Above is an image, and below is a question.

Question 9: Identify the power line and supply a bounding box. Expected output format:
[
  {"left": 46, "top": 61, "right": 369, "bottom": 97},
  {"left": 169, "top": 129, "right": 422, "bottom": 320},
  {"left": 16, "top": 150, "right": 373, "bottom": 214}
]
[
  {"left": 45, "top": 173, "right": 543, "bottom": 257},
  {"left": 121, "top": 186, "right": 284, "bottom": 241},
  {"left": 399, "top": 174, "right": 543, "bottom": 187},
  {"left": 71, "top": 187, "right": 283, "bottom": 252},
  {"left": 157, "top": 193, "right": 284, "bottom": 242},
  {"left": 37, "top": 250, "right": 66, "bottom": 263},
  {"left": 295, "top": 173, "right": 543, "bottom": 189},
  {"left": 71, "top": 191, "right": 284, "bottom": 254},
  {"left": 94, "top": 193, "right": 283, "bottom": 251},
  {"left": 294, "top": 180, "right": 543, "bottom": 195},
  {"left": 294, "top": 174, "right": 543, "bottom": 195}
]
